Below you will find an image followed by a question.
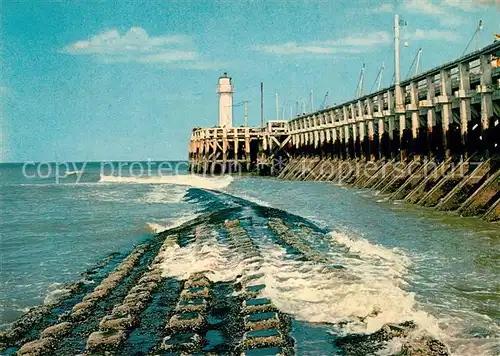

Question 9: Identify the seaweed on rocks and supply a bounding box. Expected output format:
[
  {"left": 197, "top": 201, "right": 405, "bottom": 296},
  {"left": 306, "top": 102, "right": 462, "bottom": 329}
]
[
  {"left": 333, "top": 321, "right": 450, "bottom": 356},
  {"left": 0, "top": 252, "right": 122, "bottom": 352}
]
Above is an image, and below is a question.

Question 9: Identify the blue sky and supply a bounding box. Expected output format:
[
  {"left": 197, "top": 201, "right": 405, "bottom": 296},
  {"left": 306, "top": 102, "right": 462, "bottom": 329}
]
[{"left": 1, "top": 0, "right": 499, "bottom": 162}]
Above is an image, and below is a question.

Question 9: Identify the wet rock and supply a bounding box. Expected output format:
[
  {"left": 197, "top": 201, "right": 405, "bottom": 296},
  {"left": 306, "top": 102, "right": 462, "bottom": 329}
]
[
  {"left": 185, "top": 276, "right": 211, "bottom": 288},
  {"left": 41, "top": 322, "right": 72, "bottom": 339},
  {"left": 72, "top": 301, "right": 93, "bottom": 313},
  {"left": 71, "top": 301, "right": 93, "bottom": 320},
  {"left": 399, "top": 336, "right": 450, "bottom": 356},
  {"left": 224, "top": 219, "right": 240, "bottom": 228},
  {"left": 180, "top": 286, "right": 210, "bottom": 300},
  {"left": 168, "top": 312, "right": 206, "bottom": 331},
  {"left": 82, "top": 289, "right": 107, "bottom": 302},
  {"left": 111, "top": 301, "right": 146, "bottom": 316},
  {"left": 244, "top": 284, "right": 266, "bottom": 298},
  {"left": 243, "top": 297, "right": 276, "bottom": 313},
  {"left": 334, "top": 321, "right": 420, "bottom": 355},
  {"left": 378, "top": 321, "right": 417, "bottom": 340},
  {"left": 124, "top": 291, "right": 151, "bottom": 304},
  {"left": 244, "top": 312, "right": 280, "bottom": 331},
  {"left": 99, "top": 314, "right": 137, "bottom": 331},
  {"left": 175, "top": 297, "right": 208, "bottom": 312},
  {"left": 161, "top": 333, "right": 202, "bottom": 352},
  {"left": 129, "top": 282, "right": 157, "bottom": 294},
  {"left": 138, "top": 272, "right": 162, "bottom": 284},
  {"left": 98, "top": 270, "right": 127, "bottom": 287},
  {"left": 241, "top": 328, "right": 285, "bottom": 349},
  {"left": 17, "top": 338, "right": 54, "bottom": 355},
  {"left": 86, "top": 330, "right": 126, "bottom": 351}
]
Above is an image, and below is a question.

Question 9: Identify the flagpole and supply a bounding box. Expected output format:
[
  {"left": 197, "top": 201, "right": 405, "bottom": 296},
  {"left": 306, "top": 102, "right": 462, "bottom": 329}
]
[
  {"left": 394, "top": 14, "right": 400, "bottom": 88},
  {"left": 394, "top": 14, "right": 403, "bottom": 113}
]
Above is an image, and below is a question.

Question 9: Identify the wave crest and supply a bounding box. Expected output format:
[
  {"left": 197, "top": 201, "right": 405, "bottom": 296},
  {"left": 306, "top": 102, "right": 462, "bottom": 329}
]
[{"left": 99, "top": 174, "right": 234, "bottom": 190}]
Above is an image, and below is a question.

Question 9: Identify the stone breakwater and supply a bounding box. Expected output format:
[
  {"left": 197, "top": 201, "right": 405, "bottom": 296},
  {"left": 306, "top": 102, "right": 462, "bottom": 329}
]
[
  {"left": 0, "top": 203, "right": 451, "bottom": 355},
  {"left": 276, "top": 156, "right": 500, "bottom": 222}
]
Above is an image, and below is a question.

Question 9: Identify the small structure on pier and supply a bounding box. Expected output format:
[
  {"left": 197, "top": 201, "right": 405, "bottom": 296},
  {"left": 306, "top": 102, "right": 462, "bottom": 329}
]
[{"left": 189, "top": 73, "right": 290, "bottom": 174}]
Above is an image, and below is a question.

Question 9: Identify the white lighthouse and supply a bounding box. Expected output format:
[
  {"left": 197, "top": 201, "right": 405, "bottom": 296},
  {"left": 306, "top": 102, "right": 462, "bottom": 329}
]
[{"left": 217, "top": 72, "right": 234, "bottom": 128}]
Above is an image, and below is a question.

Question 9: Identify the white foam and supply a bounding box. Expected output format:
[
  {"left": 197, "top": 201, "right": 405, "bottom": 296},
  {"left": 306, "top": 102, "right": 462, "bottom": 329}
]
[
  {"left": 137, "top": 184, "right": 187, "bottom": 204},
  {"left": 146, "top": 214, "right": 199, "bottom": 234},
  {"left": 99, "top": 174, "right": 234, "bottom": 190},
  {"left": 159, "top": 229, "right": 249, "bottom": 282},
  {"left": 155, "top": 225, "right": 496, "bottom": 355},
  {"left": 64, "top": 170, "right": 83, "bottom": 176},
  {"left": 44, "top": 283, "right": 72, "bottom": 305},
  {"left": 228, "top": 193, "right": 272, "bottom": 207},
  {"left": 330, "top": 230, "right": 411, "bottom": 270},
  {"left": 146, "top": 223, "right": 170, "bottom": 234},
  {"left": 157, "top": 226, "right": 428, "bottom": 333}
]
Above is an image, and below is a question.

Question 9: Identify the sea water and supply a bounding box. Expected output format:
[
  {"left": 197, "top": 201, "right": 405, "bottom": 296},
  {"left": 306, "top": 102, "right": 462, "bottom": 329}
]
[{"left": 0, "top": 162, "right": 498, "bottom": 355}]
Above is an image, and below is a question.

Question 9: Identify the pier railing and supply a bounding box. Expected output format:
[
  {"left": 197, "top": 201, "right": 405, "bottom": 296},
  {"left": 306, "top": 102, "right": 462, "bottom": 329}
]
[
  {"left": 286, "top": 42, "right": 499, "bottom": 158},
  {"left": 189, "top": 42, "right": 499, "bottom": 174}
]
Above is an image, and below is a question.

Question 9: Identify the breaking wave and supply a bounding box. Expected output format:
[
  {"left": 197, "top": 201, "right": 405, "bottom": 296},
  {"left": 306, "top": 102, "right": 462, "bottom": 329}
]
[
  {"left": 99, "top": 174, "right": 234, "bottom": 190},
  {"left": 157, "top": 224, "right": 438, "bottom": 335},
  {"left": 146, "top": 213, "right": 200, "bottom": 234},
  {"left": 154, "top": 206, "right": 497, "bottom": 355}
]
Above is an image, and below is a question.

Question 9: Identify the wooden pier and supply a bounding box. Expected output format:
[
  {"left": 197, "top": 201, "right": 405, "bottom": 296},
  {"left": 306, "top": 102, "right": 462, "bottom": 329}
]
[
  {"left": 189, "top": 121, "right": 290, "bottom": 174},
  {"left": 188, "top": 42, "right": 500, "bottom": 221}
]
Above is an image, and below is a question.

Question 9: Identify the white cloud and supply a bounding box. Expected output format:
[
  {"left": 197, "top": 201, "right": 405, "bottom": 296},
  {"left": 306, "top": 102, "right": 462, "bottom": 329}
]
[
  {"left": 404, "top": 0, "right": 448, "bottom": 15},
  {"left": 372, "top": 0, "right": 495, "bottom": 16},
  {"left": 62, "top": 27, "right": 197, "bottom": 64},
  {"left": 370, "top": 3, "right": 394, "bottom": 13},
  {"left": 251, "top": 42, "right": 340, "bottom": 55},
  {"left": 0, "top": 86, "right": 12, "bottom": 97},
  {"left": 401, "top": 0, "right": 466, "bottom": 26},
  {"left": 101, "top": 50, "right": 198, "bottom": 64},
  {"left": 320, "top": 31, "right": 392, "bottom": 46},
  {"left": 170, "top": 61, "right": 234, "bottom": 70},
  {"left": 409, "top": 29, "right": 460, "bottom": 41},
  {"left": 252, "top": 31, "right": 391, "bottom": 55},
  {"left": 444, "top": 0, "right": 493, "bottom": 10}
]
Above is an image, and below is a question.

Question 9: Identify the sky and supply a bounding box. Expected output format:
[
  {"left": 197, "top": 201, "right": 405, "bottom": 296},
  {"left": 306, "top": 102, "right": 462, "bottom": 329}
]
[{"left": 1, "top": 0, "right": 499, "bottom": 162}]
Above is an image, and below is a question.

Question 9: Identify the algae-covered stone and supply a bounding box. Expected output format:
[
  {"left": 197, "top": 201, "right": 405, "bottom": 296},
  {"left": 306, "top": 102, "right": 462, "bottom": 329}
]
[
  {"left": 243, "top": 297, "right": 276, "bottom": 313},
  {"left": 99, "top": 314, "right": 137, "bottom": 331},
  {"left": 399, "top": 336, "right": 450, "bottom": 356},
  {"left": 129, "top": 282, "right": 157, "bottom": 295},
  {"left": 185, "top": 276, "right": 211, "bottom": 288},
  {"left": 161, "top": 333, "right": 202, "bottom": 352},
  {"left": 82, "top": 289, "right": 107, "bottom": 302},
  {"left": 112, "top": 301, "right": 146, "bottom": 316},
  {"left": 41, "top": 322, "right": 72, "bottom": 339},
  {"left": 244, "top": 312, "right": 280, "bottom": 331},
  {"left": 244, "top": 284, "right": 265, "bottom": 298},
  {"left": 180, "top": 286, "right": 210, "bottom": 300},
  {"left": 242, "top": 329, "right": 284, "bottom": 349},
  {"left": 138, "top": 272, "right": 162, "bottom": 284},
  {"left": 224, "top": 219, "right": 240, "bottom": 228},
  {"left": 72, "top": 301, "right": 93, "bottom": 313},
  {"left": 168, "top": 312, "right": 206, "bottom": 331},
  {"left": 242, "top": 346, "right": 284, "bottom": 355},
  {"left": 124, "top": 290, "right": 151, "bottom": 304},
  {"left": 86, "top": 330, "right": 126, "bottom": 351},
  {"left": 17, "top": 338, "right": 54, "bottom": 355},
  {"left": 176, "top": 297, "right": 208, "bottom": 312}
]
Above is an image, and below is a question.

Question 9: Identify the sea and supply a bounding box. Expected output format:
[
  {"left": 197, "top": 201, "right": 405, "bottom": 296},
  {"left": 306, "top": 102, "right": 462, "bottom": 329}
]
[{"left": 0, "top": 161, "right": 498, "bottom": 355}]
